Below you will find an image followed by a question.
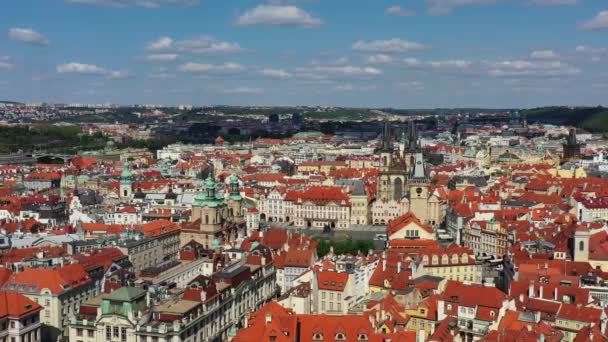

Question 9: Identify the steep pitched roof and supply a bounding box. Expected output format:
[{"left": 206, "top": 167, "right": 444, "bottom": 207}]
[{"left": 0, "top": 291, "right": 42, "bottom": 319}]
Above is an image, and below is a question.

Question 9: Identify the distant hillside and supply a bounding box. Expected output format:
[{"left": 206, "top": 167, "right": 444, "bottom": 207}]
[
  {"left": 0, "top": 101, "right": 25, "bottom": 105},
  {"left": 523, "top": 106, "right": 608, "bottom": 132}
]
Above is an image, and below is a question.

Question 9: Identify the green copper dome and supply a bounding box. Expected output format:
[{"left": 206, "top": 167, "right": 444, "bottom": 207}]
[{"left": 193, "top": 176, "right": 226, "bottom": 207}]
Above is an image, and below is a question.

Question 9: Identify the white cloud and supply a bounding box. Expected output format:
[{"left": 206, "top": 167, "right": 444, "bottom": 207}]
[
  {"left": 178, "top": 62, "right": 245, "bottom": 74},
  {"left": 385, "top": 6, "right": 415, "bottom": 16},
  {"left": 366, "top": 54, "right": 394, "bottom": 64},
  {"left": 397, "top": 81, "right": 425, "bottom": 90},
  {"left": 147, "top": 36, "right": 173, "bottom": 50},
  {"left": 403, "top": 58, "right": 421, "bottom": 66},
  {"left": 65, "top": 0, "right": 198, "bottom": 8},
  {"left": 530, "top": 50, "right": 559, "bottom": 59},
  {"left": 56, "top": 62, "right": 130, "bottom": 78},
  {"left": 57, "top": 62, "right": 106, "bottom": 74},
  {"left": 352, "top": 38, "right": 424, "bottom": 53},
  {"left": 107, "top": 70, "right": 130, "bottom": 79},
  {"left": 314, "top": 65, "right": 382, "bottom": 76},
  {"left": 426, "top": 0, "right": 496, "bottom": 15},
  {"left": 485, "top": 60, "right": 581, "bottom": 76},
  {"left": 532, "top": 0, "right": 576, "bottom": 5},
  {"left": 175, "top": 36, "right": 244, "bottom": 54},
  {"left": 236, "top": 5, "right": 321, "bottom": 27},
  {"left": 580, "top": 11, "right": 608, "bottom": 31},
  {"left": 575, "top": 45, "right": 607, "bottom": 54},
  {"left": 260, "top": 68, "right": 291, "bottom": 78},
  {"left": 220, "top": 87, "right": 263, "bottom": 94},
  {"left": 147, "top": 36, "right": 243, "bottom": 54},
  {"left": 334, "top": 84, "right": 355, "bottom": 92},
  {"left": 573, "top": 45, "right": 607, "bottom": 62},
  {"left": 0, "top": 56, "right": 13, "bottom": 70},
  {"left": 8, "top": 28, "right": 49, "bottom": 45},
  {"left": 145, "top": 53, "right": 178, "bottom": 62},
  {"left": 429, "top": 59, "right": 472, "bottom": 68}
]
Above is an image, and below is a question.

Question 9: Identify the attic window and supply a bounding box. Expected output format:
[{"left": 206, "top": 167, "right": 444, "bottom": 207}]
[
  {"left": 331, "top": 281, "right": 336, "bottom": 286},
  {"left": 313, "top": 333, "right": 323, "bottom": 340},
  {"left": 335, "top": 333, "right": 346, "bottom": 340},
  {"left": 357, "top": 334, "right": 368, "bottom": 341}
]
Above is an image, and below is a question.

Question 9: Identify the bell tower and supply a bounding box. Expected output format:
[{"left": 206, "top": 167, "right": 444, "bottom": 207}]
[{"left": 119, "top": 163, "right": 133, "bottom": 199}]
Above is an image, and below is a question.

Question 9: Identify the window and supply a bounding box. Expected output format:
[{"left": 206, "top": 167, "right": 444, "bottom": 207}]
[
  {"left": 88, "top": 330, "right": 95, "bottom": 337},
  {"left": 106, "top": 327, "right": 111, "bottom": 341},
  {"left": 114, "top": 326, "right": 120, "bottom": 338},
  {"left": 335, "top": 333, "right": 346, "bottom": 340},
  {"left": 77, "top": 328, "right": 83, "bottom": 337},
  {"left": 313, "top": 333, "right": 323, "bottom": 340},
  {"left": 579, "top": 240, "right": 585, "bottom": 251},
  {"left": 121, "top": 327, "right": 127, "bottom": 342}
]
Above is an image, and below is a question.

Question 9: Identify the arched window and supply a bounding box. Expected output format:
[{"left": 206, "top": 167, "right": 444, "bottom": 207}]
[
  {"left": 205, "top": 215, "right": 209, "bottom": 225},
  {"left": 441, "top": 254, "right": 448, "bottom": 264},
  {"left": 461, "top": 254, "right": 468, "bottom": 263},
  {"left": 432, "top": 255, "right": 438, "bottom": 265},
  {"left": 422, "top": 255, "right": 429, "bottom": 265},
  {"left": 313, "top": 333, "right": 323, "bottom": 340},
  {"left": 451, "top": 254, "right": 459, "bottom": 264},
  {"left": 579, "top": 240, "right": 585, "bottom": 251},
  {"left": 335, "top": 333, "right": 346, "bottom": 340}
]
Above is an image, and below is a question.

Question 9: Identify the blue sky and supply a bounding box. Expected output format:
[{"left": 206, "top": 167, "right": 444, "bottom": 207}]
[{"left": 1, "top": 0, "right": 607, "bottom": 108}]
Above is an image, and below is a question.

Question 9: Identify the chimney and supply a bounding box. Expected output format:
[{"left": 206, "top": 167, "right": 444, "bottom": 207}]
[
  {"left": 554, "top": 287, "right": 558, "bottom": 301},
  {"left": 200, "top": 290, "right": 207, "bottom": 302},
  {"left": 539, "top": 285, "right": 543, "bottom": 299},
  {"left": 383, "top": 259, "right": 387, "bottom": 272},
  {"left": 265, "top": 312, "right": 272, "bottom": 324},
  {"left": 528, "top": 281, "right": 534, "bottom": 298},
  {"left": 397, "top": 261, "right": 402, "bottom": 274}
]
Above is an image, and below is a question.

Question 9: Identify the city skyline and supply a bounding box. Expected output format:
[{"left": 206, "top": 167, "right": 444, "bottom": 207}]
[{"left": 1, "top": 0, "right": 608, "bottom": 107}]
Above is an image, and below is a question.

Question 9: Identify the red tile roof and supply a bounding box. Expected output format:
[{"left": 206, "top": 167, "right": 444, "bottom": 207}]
[
  {"left": 3, "top": 264, "right": 92, "bottom": 295},
  {"left": 387, "top": 212, "right": 433, "bottom": 236},
  {"left": 0, "top": 291, "right": 42, "bottom": 319},
  {"left": 317, "top": 271, "right": 349, "bottom": 292}
]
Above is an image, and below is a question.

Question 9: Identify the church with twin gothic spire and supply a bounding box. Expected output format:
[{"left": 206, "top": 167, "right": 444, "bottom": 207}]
[{"left": 371, "top": 121, "right": 445, "bottom": 228}]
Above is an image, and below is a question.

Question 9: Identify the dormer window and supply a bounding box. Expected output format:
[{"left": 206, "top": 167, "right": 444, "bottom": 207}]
[
  {"left": 461, "top": 254, "right": 468, "bottom": 263},
  {"left": 335, "top": 333, "right": 346, "bottom": 340},
  {"left": 357, "top": 334, "right": 368, "bottom": 341},
  {"left": 313, "top": 333, "right": 323, "bottom": 340}
]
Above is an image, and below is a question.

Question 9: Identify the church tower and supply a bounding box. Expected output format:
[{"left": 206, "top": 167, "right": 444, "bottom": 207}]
[
  {"left": 404, "top": 121, "right": 421, "bottom": 174},
  {"left": 119, "top": 163, "right": 133, "bottom": 199},
  {"left": 377, "top": 121, "right": 407, "bottom": 201},
  {"left": 407, "top": 136, "right": 431, "bottom": 224},
  {"left": 227, "top": 174, "right": 243, "bottom": 221},
  {"left": 563, "top": 128, "right": 581, "bottom": 160},
  {"left": 186, "top": 176, "right": 228, "bottom": 247}
]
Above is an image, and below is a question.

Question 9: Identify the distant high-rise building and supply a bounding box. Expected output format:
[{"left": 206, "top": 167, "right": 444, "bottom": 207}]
[
  {"left": 268, "top": 113, "right": 280, "bottom": 123},
  {"left": 292, "top": 112, "right": 303, "bottom": 127}
]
